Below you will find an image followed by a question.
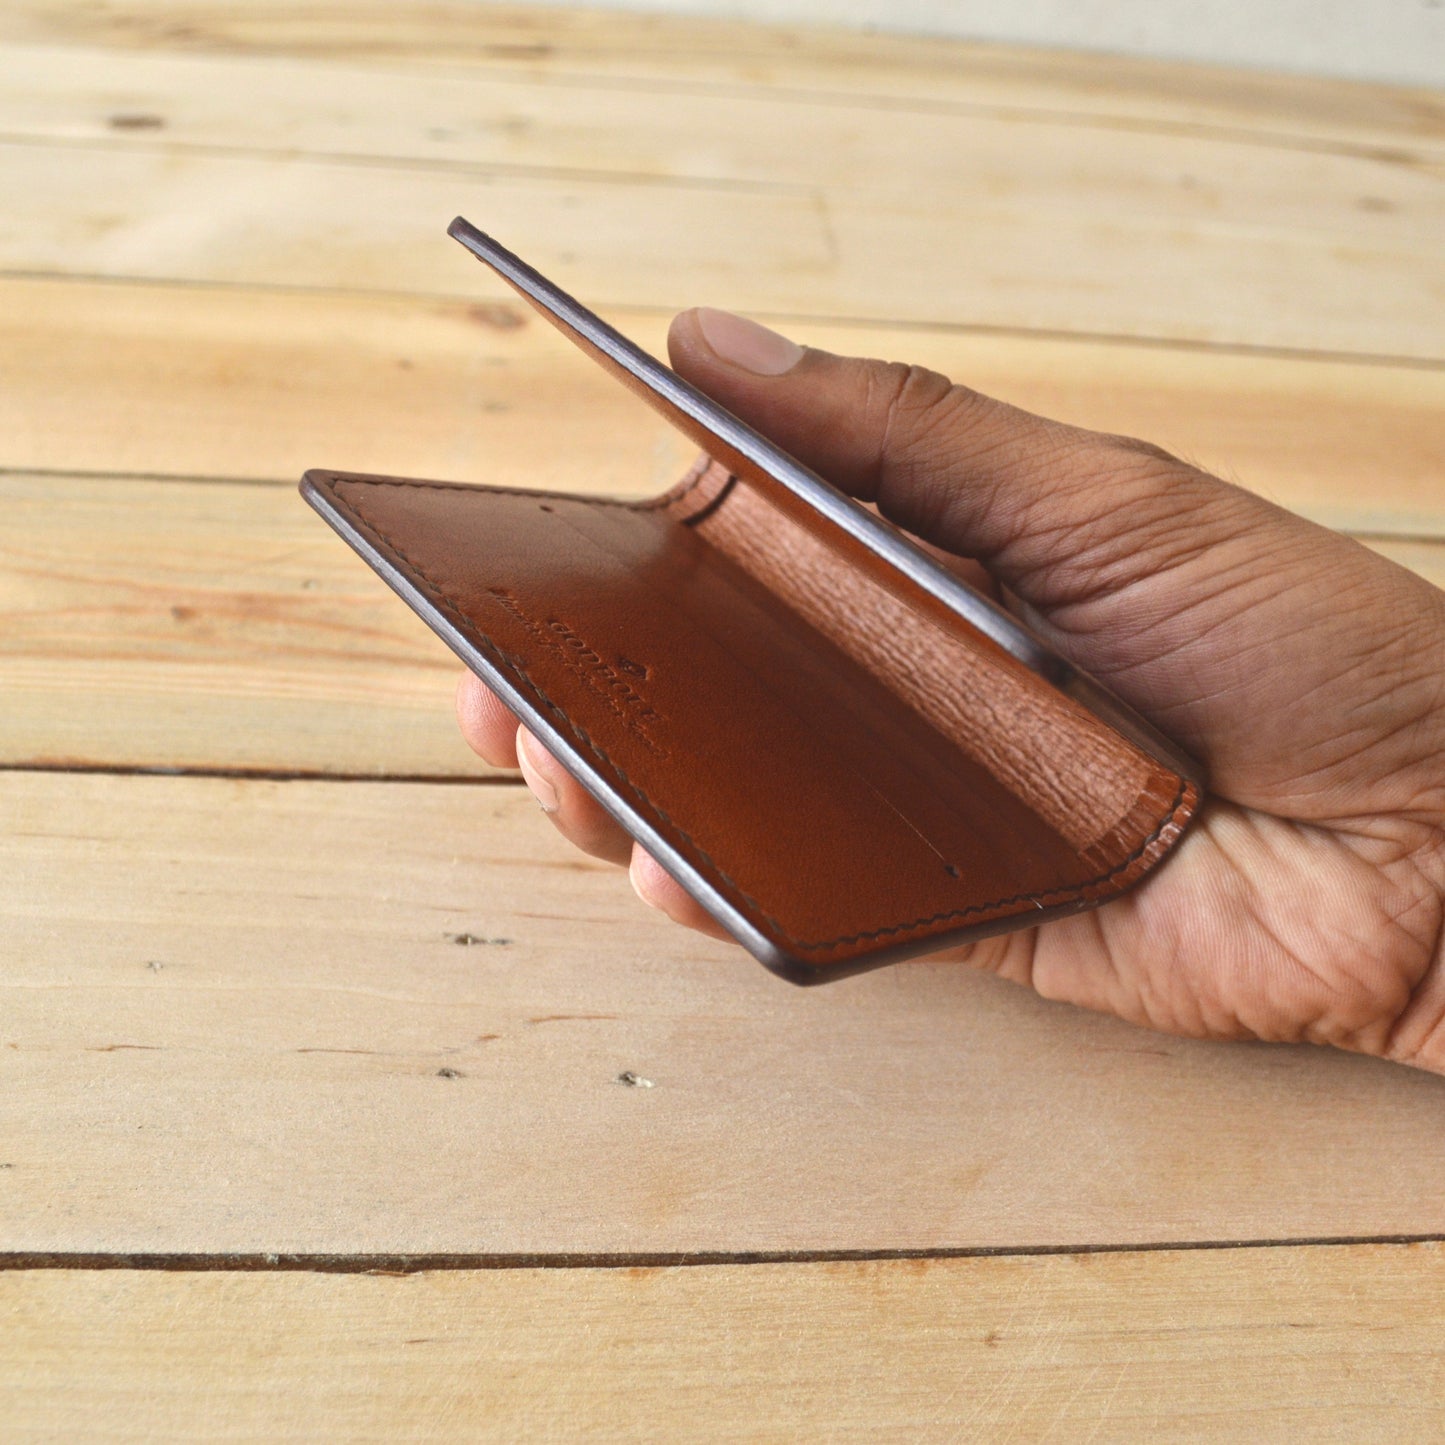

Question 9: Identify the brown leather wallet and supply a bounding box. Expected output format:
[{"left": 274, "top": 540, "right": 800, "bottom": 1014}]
[{"left": 302, "top": 219, "right": 1203, "bottom": 984}]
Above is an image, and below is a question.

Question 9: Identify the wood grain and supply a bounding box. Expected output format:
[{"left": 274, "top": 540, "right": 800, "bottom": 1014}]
[
  {"left": 8, "top": 42, "right": 1443, "bottom": 234},
  {"left": 0, "top": 473, "right": 488, "bottom": 776},
  {"left": 4, "top": 3, "right": 1444, "bottom": 1429},
  {"left": 4, "top": 1244, "right": 1444, "bottom": 1440},
  {"left": 5, "top": 769, "right": 1445, "bottom": 1256},
  {"left": 3, "top": 26, "right": 1442, "bottom": 362},
  {"left": 6, "top": 0, "right": 1443, "bottom": 160},
  {"left": 0, "top": 137, "right": 831, "bottom": 303},
  {"left": 2, "top": 469, "right": 1439, "bottom": 776},
  {"left": 0, "top": 277, "right": 694, "bottom": 495},
  {"left": 2, "top": 276, "right": 1442, "bottom": 532},
  {"left": 2, "top": 132, "right": 1437, "bottom": 358}
]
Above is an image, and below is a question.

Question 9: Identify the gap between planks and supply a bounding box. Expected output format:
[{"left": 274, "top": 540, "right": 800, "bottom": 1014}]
[
  {"left": 3, "top": 141, "right": 1437, "bottom": 355},
  {"left": 5, "top": 1234, "right": 1445, "bottom": 1274},
  {"left": 5, "top": 1242, "right": 1444, "bottom": 1439},
  {"left": 0, "top": 763, "right": 517, "bottom": 785},
  {"left": 0, "top": 276, "right": 1440, "bottom": 380},
  {"left": 1, "top": 469, "right": 1439, "bottom": 777},
  {"left": 4, "top": 281, "right": 1443, "bottom": 523},
  {"left": 7, "top": 41, "right": 1444, "bottom": 179}
]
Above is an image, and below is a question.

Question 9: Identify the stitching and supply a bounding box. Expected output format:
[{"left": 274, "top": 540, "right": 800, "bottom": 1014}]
[
  {"left": 317, "top": 474, "right": 1194, "bottom": 955},
  {"left": 313, "top": 469, "right": 708, "bottom": 512}
]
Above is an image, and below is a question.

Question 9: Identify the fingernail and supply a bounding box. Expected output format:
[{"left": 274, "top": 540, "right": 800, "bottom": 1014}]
[
  {"left": 515, "top": 729, "right": 560, "bottom": 813},
  {"left": 695, "top": 307, "right": 804, "bottom": 376}
]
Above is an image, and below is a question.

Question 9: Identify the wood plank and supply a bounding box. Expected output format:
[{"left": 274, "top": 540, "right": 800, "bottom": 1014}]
[
  {"left": 6, "top": 0, "right": 1443, "bottom": 161},
  {"left": 6, "top": 5, "right": 1439, "bottom": 1427},
  {"left": 1, "top": 131, "right": 1439, "bottom": 357},
  {"left": 3, "top": 488, "right": 1440, "bottom": 780},
  {"left": 2, "top": 470, "right": 1440, "bottom": 776},
  {"left": 2, "top": 277, "right": 1442, "bottom": 533},
  {"left": 4, "top": 1245, "right": 1444, "bottom": 1438},
  {"left": 0, "top": 277, "right": 693, "bottom": 495},
  {"left": 0, "top": 139, "right": 829, "bottom": 305},
  {"left": 0, "top": 473, "right": 492, "bottom": 776},
  {"left": 5, "top": 770, "right": 1445, "bottom": 1255},
  {"left": 7, "top": 42, "right": 1443, "bottom": 242}
]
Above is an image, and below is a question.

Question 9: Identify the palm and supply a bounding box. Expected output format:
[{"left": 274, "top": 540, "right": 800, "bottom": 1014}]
[
  {"left": 951, "top": 488, "right": 1445, "bottom": 1061},
  {"left": 971, "top": 805, "right": 1433, "bottom": 1058}
]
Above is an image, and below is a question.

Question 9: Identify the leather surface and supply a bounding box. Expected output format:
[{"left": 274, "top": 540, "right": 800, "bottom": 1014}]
[{"left": 302, "top": 459, "right": 1201, "bottom": 982}]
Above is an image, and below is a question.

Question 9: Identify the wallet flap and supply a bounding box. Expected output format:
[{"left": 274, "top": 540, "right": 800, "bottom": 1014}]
[{"left": 446, "top": 219, "right": 1201, "bottom": 784}]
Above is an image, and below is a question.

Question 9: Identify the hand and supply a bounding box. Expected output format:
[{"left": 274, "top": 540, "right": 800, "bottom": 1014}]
[{"left": 458, "top": 308, "right": 1445, "bottom": 1071}]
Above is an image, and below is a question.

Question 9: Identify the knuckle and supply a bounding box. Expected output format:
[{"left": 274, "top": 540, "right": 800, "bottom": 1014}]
[
  {"left": 867, "top": 362, "right": 994, "bottom": 533},
  {"left": 1068, "top": 431, "right": 1212, "bottom": 513},
  {"left": 1097, "top": 431, "right": 1185, "bottom": 469},
  {"left": 872, "top": 363, "right": 979, "bottom": 463}
]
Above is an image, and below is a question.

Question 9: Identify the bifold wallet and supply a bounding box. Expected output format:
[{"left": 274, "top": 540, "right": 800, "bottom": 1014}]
[{"left": 302, "top": 218, "right": 1203, "bottom": 984}]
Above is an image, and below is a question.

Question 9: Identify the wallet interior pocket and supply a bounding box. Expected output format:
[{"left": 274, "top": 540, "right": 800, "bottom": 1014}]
[{"left": 304, "top": 462, "right": 1197, "bottom": 981}]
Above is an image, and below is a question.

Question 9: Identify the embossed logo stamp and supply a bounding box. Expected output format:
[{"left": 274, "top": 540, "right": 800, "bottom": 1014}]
[{"left": 486, "top": 587, "right": 667, "bottom": 755}]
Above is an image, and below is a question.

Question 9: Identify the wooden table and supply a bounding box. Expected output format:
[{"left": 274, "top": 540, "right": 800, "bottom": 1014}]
[{"left": 3, "top": 4, "right": 1444, "bottom": 1436}]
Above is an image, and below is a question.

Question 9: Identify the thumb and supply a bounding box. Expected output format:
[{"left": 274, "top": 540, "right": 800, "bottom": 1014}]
[
  {"left": 665, "top": 307, "right": 1445, "bottom": 823},
  {"left": 666, "top": 307, "right": 1278, "bottom": 625}
]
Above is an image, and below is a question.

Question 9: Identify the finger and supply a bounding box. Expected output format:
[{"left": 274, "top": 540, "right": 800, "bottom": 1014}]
[
  {"left": 629, "top": 845, "right": 731, "bottom": 940},
  {"left": 666, "top": 306, "right": 1269, "bottom": 615},
  {"left": 455, "top": 672, "right": 525, "bottom": 769},
  {"left": 515, "top": 726, "right": 633, "bottom": 866}
]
